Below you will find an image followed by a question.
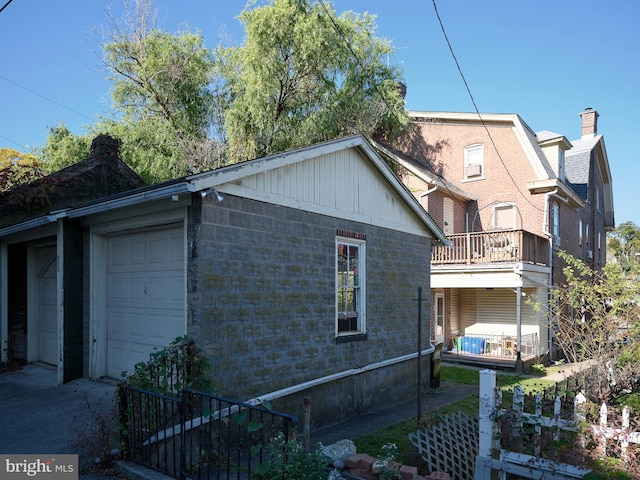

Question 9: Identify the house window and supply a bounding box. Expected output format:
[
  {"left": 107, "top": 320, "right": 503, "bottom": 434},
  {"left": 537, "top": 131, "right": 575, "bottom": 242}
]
[
  {"left": 598, "top": 231, "right": 602, "bottom": 264},
  {"left": 492, "top": 203, "right": 516, "bottom": 230},
  {"left": 336, "top": 236, "right": 366, "bottom": 337},
  {"left": 463, "top": 144, "right": 484, "bottom": 179},
  {"left": 586, "top": 223, "right": 591, "bottom": 260},
  {"left": 552, "top": 202, "right": 560, "bottom": 249},
  {"left": 578, "top": 219, "right": 584, "bottom": 259},
  {"left": 596, "top": 187, "right": 601, "bottom": 213},
  {"left": 558, "top": 149, "right": 565, "bottom": 181}
]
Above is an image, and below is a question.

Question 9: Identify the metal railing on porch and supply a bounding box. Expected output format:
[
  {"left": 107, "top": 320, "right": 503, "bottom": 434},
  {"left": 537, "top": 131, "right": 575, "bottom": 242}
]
[
  {"left": 449, "top": 333, "right": 539, "bottom": 360},
  {"left": 119, "top": 385, "right": 298, "bottom": 479}
]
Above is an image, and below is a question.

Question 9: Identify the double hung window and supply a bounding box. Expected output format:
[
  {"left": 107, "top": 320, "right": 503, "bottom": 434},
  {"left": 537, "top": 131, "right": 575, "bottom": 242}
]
[{"left": 336, "top": 236, "right": 366, "bottom": 336}]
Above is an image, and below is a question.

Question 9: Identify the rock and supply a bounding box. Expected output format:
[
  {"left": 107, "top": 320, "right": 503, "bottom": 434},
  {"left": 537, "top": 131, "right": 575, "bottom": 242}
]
[{"left": 321, "top": 439, "right": 357, "bottom": 464}]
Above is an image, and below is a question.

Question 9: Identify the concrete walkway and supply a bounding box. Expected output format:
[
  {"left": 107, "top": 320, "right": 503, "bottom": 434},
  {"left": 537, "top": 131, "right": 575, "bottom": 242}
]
[{"left": 0, "top": 364, "right": 117, "bottom": 477}]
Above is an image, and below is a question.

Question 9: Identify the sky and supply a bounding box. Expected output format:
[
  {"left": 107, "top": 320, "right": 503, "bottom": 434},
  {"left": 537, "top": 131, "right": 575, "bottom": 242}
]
[{"left": 0, "top": 0, "right": 638, "bottom": 227}]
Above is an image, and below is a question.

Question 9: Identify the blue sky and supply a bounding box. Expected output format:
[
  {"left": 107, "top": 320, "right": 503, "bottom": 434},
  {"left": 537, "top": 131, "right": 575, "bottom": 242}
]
[{"left": 0, "top": 1, "right": 638, "bottom": 226}]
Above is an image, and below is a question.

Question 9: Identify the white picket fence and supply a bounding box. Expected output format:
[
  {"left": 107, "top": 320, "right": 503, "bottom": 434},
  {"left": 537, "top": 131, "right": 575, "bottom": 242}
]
[{"left": 475, "top": 369, "right": 640, "bottom": 480}]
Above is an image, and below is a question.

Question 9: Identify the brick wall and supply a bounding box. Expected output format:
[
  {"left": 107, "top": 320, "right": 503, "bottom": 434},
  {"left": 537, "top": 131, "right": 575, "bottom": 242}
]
[{"left": 188, "top": 194, "right": 433, "bottom": 427}]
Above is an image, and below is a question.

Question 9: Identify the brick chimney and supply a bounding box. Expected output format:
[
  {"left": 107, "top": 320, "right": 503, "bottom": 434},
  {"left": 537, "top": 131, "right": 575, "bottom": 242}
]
[{"left": 579, "top": 108, "right": 599, "bottom": 139}]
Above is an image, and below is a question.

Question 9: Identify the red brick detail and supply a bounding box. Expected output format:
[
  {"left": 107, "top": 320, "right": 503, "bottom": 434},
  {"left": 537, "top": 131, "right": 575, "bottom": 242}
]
[
  {"left": 399, "top": 464, "right": 418, "bottom": 480},
  {"left": 425, "top": 473, "right": 450, "bottom": 480},
  {"left": 345, "top": 454, "right": 377, "bottom": 471}
]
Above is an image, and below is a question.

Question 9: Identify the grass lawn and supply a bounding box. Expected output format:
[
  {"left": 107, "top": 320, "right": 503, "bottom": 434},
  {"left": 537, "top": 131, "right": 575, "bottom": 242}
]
[{"left": 352, "top": 365, "right": 557, "bottom": 465}]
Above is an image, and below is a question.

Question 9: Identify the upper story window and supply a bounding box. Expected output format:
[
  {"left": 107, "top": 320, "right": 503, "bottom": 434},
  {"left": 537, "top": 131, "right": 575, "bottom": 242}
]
[
  {"left": 492, "top": 203, "right": 516, "bottom": 230},
  {"left": 578, "top": 219, "right": 584, "bottom": 259},
  {"left": 596, "top": 187, "right": 601, "bottom": 213},
  {"left": 463, "top": 144, "right": 484, "bottom": 179},
  {"left": 336, "top": 235, "right": 366, "bottom": 338},
  {"left": 552, "top": 202, "right": 560, "bottom": 249},
  {"left": 558, "top": 149, "right": 565, "bottom": 181}
]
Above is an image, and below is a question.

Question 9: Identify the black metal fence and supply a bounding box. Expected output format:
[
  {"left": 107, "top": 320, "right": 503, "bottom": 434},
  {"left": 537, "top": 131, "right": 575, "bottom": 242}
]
[
  {"left": 119, "top": 385, "right": 298, "bottom": 479},
  {"left": 124, "top": 338, "right": 197, "bottom": 395}
]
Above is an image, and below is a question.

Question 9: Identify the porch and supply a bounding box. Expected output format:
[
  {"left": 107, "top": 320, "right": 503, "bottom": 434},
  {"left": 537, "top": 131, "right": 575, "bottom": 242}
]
[
  {"left": 443, "top": 332, "right": 541, "bottom": 370},
  {"left": 432, "top": 229, "right": 549, "bottom": 266}
]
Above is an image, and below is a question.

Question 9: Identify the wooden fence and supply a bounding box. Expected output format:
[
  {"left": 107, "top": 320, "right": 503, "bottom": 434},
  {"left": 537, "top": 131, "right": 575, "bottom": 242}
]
[{"left": 410, "top": 369, "right": 640, "bottom": 479}]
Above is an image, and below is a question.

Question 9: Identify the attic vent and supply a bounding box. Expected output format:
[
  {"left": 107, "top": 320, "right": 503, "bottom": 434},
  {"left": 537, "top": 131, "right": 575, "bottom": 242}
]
[{"left": 464, "top": 164, "right": 482, "bottom": 177}]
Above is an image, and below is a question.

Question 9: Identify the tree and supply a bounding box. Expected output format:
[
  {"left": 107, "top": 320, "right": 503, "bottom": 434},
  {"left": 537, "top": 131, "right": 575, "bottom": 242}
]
[
  {"left": 0, "top": 148, "right": 44, "bottom": 191},
  {"left": 549, "top": 251, "right": 640, "bottom": 403},
  {"left": 39, "top": 123, "right": 92, "bottom": 174},
  {"left": 100, "top": 0, "right": 228, "bottom": 177},
  {"left": 608, "top": 221, "right": 640, "bottom": 273},
  {"left": 219, "top": 0, "right": 407, "bottom": 162}
]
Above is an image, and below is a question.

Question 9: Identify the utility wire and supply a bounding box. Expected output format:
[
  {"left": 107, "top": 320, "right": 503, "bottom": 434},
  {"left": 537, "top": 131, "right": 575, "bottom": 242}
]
[
  {"left": 431, "top": 0, "right": 543, "bottom": 212},
  {"left": 0, "top": 75, "right": 95, "bottom": 123},
  {"left": 317, "top": 0, "right": 465, "bottom": 209},
  {"left": 0, "top": 0, "right": 14, "bottom": 14}
]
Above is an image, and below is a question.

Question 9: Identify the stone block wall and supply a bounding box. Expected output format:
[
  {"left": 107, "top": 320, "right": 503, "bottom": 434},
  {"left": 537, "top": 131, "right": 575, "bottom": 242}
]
[{"left": 188, "top": 194, "right": 433, "bottom": 422}]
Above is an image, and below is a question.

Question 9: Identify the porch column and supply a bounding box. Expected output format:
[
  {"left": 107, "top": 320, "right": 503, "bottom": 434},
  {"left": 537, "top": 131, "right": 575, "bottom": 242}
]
[
  {"left": 515, "top": 286, "right": 523, "bottom": 373},
  {"left": 0, "top": 243, "right": 7, "bottom": 363}
]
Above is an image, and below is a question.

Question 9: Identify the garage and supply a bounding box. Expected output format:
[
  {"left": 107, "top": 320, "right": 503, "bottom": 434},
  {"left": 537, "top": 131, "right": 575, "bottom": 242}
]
[
  {"left": 35, "top": 245, "right": 57, "bottom": 365},
  {"left": 105, "top": 226, "right": 186, "bottom": 379}
]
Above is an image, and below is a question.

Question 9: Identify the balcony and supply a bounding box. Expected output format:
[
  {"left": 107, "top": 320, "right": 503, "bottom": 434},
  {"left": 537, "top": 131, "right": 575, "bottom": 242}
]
[{"left": 432, "top": 229, "right": 549, "bottom": 266}]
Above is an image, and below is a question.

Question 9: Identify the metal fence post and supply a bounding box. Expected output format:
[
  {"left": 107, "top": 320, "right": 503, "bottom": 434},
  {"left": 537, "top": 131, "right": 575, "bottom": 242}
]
[
  {"left": 303, "top": 397, "right": 311, "bottom": 452},
  {"left": 118, "top": 386, "right": 130, "bottom": 458}
]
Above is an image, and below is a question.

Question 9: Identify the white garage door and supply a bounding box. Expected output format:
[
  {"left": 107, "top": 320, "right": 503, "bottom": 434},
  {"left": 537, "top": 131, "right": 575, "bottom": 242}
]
[
  {"left": 36, "top": 246, "right": 57, "bottom": 365},
  {"left": 106, "top": 227, "right": 186, "bottom": 379}
]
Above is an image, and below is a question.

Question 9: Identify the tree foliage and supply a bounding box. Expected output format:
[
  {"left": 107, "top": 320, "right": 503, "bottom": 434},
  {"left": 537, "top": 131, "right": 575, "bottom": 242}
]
[
  {"left": 608, "top": 221, "right": 640, "bottom": 273},
  {"left": 550, "top": 251, "right": 640, "bottom": 403},
  {"left": 31, "top": 0, "right": 406, "bottom": 183},
  {"left": 0, "top": 148, "right": 44, "bottom": 192},
  {"left": 220, "top": 0, "right": 407, "bottom": 162},
  {"left": 39, "top": 123, "right": 92, "bottom": 174},
  {"left": 101, "top": 0, "right": 227, "bottom": 177}
]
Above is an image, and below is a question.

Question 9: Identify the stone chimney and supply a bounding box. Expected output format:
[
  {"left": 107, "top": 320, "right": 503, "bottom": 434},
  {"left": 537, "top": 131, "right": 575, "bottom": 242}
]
[
  {"left": 580, "top": 108, "right": 599, "bottom": 139},
  {"left": 90, "top": 134, "right": 121, "bottom": 158}
]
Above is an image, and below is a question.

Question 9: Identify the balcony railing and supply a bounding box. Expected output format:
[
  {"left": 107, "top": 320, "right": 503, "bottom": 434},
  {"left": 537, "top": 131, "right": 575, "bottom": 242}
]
[{"left": 432, "top": 229, "right": 549, "bottom": 266}]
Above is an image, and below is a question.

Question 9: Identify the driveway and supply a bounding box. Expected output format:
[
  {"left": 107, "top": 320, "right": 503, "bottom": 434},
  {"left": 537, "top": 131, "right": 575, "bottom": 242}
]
[{"left": 0, "top": 364, "right": 117, "bottom": 470}]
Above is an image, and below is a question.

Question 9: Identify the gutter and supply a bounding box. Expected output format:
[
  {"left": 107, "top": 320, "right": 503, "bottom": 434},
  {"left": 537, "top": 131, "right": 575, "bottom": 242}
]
[
  {"left": 66, "top": 182, "right": 195, "bottom": 219},
  {"left": 0, "top": 182, "right": 196, "bottom": 239}
]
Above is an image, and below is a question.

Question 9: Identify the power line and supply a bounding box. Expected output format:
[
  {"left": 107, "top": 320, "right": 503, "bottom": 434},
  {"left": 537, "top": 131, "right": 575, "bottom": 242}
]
[
  {"left": 316, "top": 0, "right": 466, "bottom": 209},
  {"left": 0, "top": 135, "right": 25, "bottom": 150},
  {"left": 0, "top": 0, "right": 14, "bottom": 14},
  {"left": 0, "top": 75, "right": 95, "bottom": 123},
  {"left": 431, "top": 0, "right": 543, "bottom": 212}
]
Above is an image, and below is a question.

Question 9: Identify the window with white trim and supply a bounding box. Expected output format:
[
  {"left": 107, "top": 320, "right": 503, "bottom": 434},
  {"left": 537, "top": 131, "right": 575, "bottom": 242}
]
[
  {"left": 558, "top": 149, "right": 565, "bottom": 181},
  {"left": 336, "top": 236, "right": 366, "bottom": 336},
  {"left": 578, "top": 219, "right": 584, "bottom": 259},
  {"left": 463, "top": 144, "right": 484, "bottom": 179},
  {"left": 552, "top": 202, "right": 560, "bottom": 249}
]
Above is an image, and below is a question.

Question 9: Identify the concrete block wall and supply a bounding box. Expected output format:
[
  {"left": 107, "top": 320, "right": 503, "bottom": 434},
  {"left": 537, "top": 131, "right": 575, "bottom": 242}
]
[{"left": 188, "top": 194, "right": 433, "bottom": 422}]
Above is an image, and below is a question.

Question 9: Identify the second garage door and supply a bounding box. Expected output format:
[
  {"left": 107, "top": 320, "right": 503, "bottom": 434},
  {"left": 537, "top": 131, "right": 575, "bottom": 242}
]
[{"left": 106, "top": 227, "right": 186, "bottom": 379}]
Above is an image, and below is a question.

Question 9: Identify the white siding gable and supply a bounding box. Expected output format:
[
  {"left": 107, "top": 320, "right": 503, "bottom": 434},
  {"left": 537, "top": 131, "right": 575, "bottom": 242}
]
[{"left": 217, "top": 146, "right": 434, "bottom": 238}]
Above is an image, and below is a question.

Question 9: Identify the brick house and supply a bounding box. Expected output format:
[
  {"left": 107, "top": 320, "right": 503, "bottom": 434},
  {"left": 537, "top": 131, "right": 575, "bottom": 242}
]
[
  {"left": 375, "top": 108, "right": 614, "bottom": 369},
  {"left": 0, "top": 134, "right": 446, "bottom": 427}
]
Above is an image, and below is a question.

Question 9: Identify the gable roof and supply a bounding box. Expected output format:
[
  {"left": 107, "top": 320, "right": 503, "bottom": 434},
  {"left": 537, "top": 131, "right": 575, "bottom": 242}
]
[{"left": 0, "top": 135, "right": 447, "bottom": 245}]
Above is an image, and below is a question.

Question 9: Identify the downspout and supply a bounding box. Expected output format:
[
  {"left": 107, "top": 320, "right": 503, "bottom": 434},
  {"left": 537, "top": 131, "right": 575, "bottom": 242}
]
[{"left": 419, "top": 185, "right": 439, "bottom": 208}]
